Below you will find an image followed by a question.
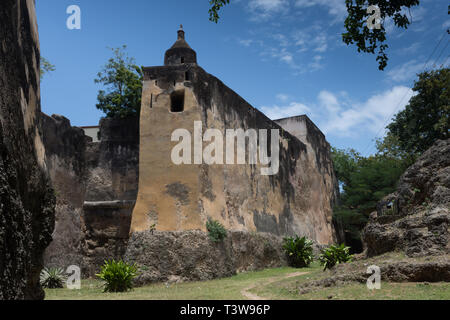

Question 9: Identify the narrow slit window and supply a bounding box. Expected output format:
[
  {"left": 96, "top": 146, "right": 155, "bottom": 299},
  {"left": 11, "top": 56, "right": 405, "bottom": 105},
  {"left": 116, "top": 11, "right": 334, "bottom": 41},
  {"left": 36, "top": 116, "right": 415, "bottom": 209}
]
[
  {"left": 150, "top": 93, "right": 153, "bottom": 108},
  {"left": 170, "top": 90, "right": 185, "bottom": 113},
  {"left": 181, "top": 57, "right": 185, "bottom": 63},
  {"left": 185, "top": 72, "right": 190, "bottom": 81}
]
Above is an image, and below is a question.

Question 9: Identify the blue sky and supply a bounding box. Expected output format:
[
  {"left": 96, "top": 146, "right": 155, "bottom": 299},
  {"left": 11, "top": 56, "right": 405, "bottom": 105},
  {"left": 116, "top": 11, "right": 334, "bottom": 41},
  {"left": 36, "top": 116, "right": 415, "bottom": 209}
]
[{"left": 36, "top": 0, "right": 449, "bottom": 155}]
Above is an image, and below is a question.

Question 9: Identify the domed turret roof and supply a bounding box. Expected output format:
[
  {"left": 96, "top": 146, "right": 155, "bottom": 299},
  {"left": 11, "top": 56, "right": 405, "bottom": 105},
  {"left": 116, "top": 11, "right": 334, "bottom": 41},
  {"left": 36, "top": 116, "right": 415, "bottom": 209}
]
[{"left": 164, "top": 25, "right": 197, "bottom": 66}]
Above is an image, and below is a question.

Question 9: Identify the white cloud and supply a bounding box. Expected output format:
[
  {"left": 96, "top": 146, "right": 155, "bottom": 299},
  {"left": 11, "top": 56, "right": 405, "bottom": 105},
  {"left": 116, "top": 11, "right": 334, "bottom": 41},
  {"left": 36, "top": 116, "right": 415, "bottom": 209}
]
[
  {"left": 295, "top": 0, "right": 347, "bottom": 24},
  {"left": 318, "top": 90, "right": 340, "bottom": 113},
  {"left": 387, "top": 60, "right": 424, "bottom": 82},
  {"left": 272, "top": 33, "right": 289, "bottom": 47},
  {"left": 384, "top": 6, "right": 427, "bottom": 35},
  {"left": 248, "top": 0, "right": 289, "bottom": 20},
  {"left": 238, "top": 39, "right": 254, "bottom": 47},
  {"left": 308, "top": 55, "right": 324, "bottom": 71},
  {"left": 293, "top": 27, "right": 329, "bottom": 53},
  {"left": 320, "top": 86, "right": 414, "bottom": 136},
  {"left": 260, "top": 102, "right": 311, "bottom": 120},
  {"left": 261, "top": 47, "right": 300, "bottom": 69},
  {"left": 258, "top": 86, "right": 414, "bottom": 138},
  {"left": 396, "top": 42, "right": 421, "bottom": 55},
  {"left": 387, "top": 56, "right": 450, "bottom": 84},
  {"left": 276, "top": 93, "right": 290, "bottom": 102}
]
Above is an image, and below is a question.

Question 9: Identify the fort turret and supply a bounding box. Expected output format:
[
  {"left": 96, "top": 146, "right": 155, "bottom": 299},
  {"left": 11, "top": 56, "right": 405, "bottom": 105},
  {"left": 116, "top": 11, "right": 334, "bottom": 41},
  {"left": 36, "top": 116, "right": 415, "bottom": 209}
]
[{"left": 164, "top": 25, "right": 197, "bottom": 66}]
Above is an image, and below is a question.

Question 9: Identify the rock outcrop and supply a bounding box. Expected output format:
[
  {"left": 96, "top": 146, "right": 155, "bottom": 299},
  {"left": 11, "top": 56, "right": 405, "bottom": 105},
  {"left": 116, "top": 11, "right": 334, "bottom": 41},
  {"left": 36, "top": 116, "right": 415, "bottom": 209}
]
[
  {"left": 124, "top": 230, "right": 287, "bottom": 285},
  {"left": 363, "top": 139, "right": 450, "bottom": 257},
  {"left": 0, "top": 0, "right": 55, "bottom": 300},
  {"left": 296, "top": 253, "right": 450, "bottom": 295}
]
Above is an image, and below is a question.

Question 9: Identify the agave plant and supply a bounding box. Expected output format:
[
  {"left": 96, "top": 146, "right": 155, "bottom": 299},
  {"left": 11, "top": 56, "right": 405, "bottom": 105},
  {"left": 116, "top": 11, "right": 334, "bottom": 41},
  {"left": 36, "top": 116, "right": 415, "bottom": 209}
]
[
  {"left": 96, "top": 259, "right": 138, "bottom": 293},
  {"left": 282, "top": 236, "right": 314, "bottom": 268},
  {"left": 318, "top": 243, "right": 353, "bottom": 271},
  {"left": 40, "top": 267, "right": 67, "bottom": 289}
]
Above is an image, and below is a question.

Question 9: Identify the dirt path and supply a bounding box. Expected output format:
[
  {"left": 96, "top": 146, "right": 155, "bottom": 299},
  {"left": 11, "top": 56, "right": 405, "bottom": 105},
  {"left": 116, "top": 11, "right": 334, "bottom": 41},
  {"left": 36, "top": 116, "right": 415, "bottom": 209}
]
[{"left": 241, "top": 272, "right": 309, "bottom": 300}]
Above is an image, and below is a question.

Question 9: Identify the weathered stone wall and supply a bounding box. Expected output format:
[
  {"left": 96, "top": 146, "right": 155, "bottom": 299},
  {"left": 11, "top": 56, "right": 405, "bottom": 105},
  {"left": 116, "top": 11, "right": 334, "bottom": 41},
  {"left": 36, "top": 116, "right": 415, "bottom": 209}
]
[
  {"left": 84, "top": 117, "right": 139, "bottom": 202},
  {"left": 82, "top": 201, "right": 134, "bottom": 276},
  {"left": 81, "top": 117, "right": 139, "bottom": 275},
  {"left": 131, "top": 64, "right": 338, "bottom": 244},
  {"left": 274, "top": 115, "right": 338, "bottom": 189},
  {"left": 125, "top": 230, "right": 287, "bottom": 285},
  {"left": 0, "top": 0, "right": 55, "bottom": 300},
  {"left": 41, "top": 114, "right": 87, "bottom": 269},
  {"left": 40, "top": 114, "right": 139, "bottom": 275}
]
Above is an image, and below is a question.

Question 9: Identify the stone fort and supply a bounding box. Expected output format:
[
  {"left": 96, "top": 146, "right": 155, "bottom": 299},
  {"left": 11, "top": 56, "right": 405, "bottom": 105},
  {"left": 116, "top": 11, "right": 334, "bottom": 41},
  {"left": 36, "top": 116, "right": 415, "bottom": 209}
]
[{"left": 41, "top": 27, "right": 339, "bottom": 275}]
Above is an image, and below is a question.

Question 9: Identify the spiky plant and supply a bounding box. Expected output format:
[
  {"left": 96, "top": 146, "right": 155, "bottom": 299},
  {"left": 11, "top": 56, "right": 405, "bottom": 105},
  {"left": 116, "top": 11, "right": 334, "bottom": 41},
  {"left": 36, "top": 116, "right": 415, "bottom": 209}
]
[
  {"left": 40, "top": 267, "right": 67, "bottom": 289},
  {"left": 96, "top": 259, "right": 138, "bottom": 293}
]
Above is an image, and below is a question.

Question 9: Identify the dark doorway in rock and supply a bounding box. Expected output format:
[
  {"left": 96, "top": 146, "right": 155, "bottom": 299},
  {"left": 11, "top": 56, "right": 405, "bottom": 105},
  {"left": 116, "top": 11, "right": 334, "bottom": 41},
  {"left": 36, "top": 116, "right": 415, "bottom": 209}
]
[{"left": 170, "top": 90, "right": 185, "bottom": 112}]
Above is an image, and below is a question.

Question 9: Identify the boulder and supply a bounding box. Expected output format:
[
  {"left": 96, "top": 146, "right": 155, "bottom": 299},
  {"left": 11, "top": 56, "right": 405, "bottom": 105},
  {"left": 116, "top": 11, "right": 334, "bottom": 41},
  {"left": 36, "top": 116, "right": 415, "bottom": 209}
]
[{"left": 363, "top": 139, "right": 450, "bottom": 257}]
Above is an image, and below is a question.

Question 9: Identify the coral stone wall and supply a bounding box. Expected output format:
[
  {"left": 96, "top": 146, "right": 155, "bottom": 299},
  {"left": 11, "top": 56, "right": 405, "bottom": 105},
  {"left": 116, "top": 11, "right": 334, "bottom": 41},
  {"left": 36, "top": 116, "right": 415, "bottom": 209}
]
[
  {"left": 41, "top": 114, "right": 88, "bottom": 269},
  {"left": 131, "top": 65, "right": 338, "bottom": 244},
  {"left": 0, "top": 0, "right": 55, "bottom": 300},
  {"left": 81, "top": 117, "right": 139, "bottom": 275},
  {"left": 41, "top": 115, "right": 139, "bottom": 276}
]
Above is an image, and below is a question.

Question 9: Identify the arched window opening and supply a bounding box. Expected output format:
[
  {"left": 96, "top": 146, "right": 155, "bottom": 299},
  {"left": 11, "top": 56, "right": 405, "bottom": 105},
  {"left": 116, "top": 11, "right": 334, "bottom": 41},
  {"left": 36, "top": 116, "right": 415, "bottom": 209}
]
[{"left": 170, "top": 90, "right": 185, "bottom": 113}]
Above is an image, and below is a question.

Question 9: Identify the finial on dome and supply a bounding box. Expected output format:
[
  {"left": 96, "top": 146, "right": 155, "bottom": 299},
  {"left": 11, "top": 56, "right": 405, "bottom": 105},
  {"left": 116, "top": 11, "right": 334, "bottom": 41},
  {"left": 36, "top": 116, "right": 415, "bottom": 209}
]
[{"left": 177, "top": 25, "right": 185, "bottom": 40}]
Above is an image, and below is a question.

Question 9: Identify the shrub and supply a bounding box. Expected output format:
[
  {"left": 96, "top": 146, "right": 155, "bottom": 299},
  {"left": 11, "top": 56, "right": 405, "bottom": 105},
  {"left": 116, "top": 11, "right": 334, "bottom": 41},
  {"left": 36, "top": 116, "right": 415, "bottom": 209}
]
[
  {"left": 40, "top": 267, "right": 66, "bottom": 289},
  {"left": 282, "top": 236, "right": 314, "bottom": 268},
  {"left": 96, "top": 259, "right": 138, "bottom": 292},
  {"left": 318, "top": 244, "right": 353, "bottom": 271},
  {"left": 206, "top": 219, "right": 227, "bottom": 242}
]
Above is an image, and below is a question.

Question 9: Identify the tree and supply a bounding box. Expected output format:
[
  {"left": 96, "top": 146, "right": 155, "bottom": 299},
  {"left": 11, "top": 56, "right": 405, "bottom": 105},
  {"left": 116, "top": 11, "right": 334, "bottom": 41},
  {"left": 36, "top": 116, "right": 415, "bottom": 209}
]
[
  {"left": 207, "top": 0, "right": 437, "bottom": 70},
  {"left": 375, "top": 134, "right": 416, "bottom": 167},
  {"left": 331, "top": 148, "right": 407, "bottom": 251},
  {"left": 95, "top": 46, "right": 143, "bottom": 119},
  {"left": 331, "top": 147, "right": 362, "bottom": 187},
  {"left": 384, "top": 68, "right": 449, "bottom": 156},
  {"left": 40, "top": 57, "right": 55, "bottom": 80},
  {"left": 209, "top": 0, "right": 230, "bottom": 23},
  {"left": 342, "top": 0, "right": 420, "bottom": 70}
]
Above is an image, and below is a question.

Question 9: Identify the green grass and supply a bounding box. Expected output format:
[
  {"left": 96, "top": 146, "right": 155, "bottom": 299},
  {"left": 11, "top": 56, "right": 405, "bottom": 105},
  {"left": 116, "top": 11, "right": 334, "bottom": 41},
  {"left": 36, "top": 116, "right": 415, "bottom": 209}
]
[
  {"left": 298, "top": 282, "right": 450, "bottom": 300},
  {"left": 45, "top": 262, "right": 450, "bottom": 300},
  {"left": 44, "top": 267, "right": 300, "bottom": 300},
  {"left": 250, "top": 263, "right": 450, "bottom": 300}
]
